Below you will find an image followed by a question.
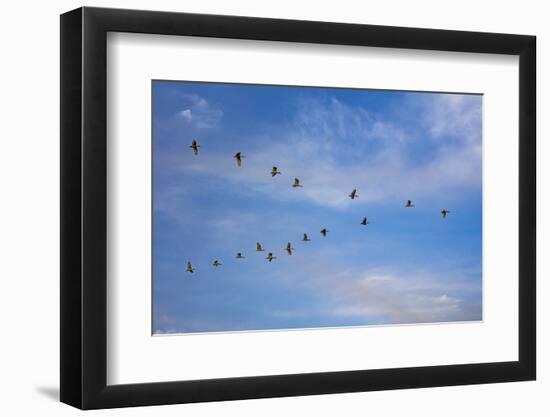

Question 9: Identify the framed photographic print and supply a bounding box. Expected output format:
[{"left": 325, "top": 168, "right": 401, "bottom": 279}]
[{"left": 60, "top": 6, "right": 536, "bottom": 409}]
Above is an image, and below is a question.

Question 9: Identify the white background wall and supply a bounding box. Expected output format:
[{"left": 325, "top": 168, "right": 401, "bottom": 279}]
[{"left": 0, "top": 0, "right": 545, "bottom": 415}]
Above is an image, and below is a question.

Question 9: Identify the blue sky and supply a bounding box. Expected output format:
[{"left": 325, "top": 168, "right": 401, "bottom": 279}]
[{"left": 152, "top": 81, "right": 482, "bottom": 334}]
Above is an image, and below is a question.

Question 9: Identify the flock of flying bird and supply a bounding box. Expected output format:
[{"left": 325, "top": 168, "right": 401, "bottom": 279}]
[{"left": 185, "top": 139, "right": 451, "bottom": 274}]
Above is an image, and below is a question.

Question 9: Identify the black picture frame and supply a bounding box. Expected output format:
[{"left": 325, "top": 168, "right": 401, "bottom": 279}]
[{"left": 60, "top": 6, "right": 536, "bottom": 410}]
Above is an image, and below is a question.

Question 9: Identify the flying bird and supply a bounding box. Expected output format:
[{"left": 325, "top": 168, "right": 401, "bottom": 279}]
[
  {"left": 302, "top": 233, "right": 311, "bottom": 242},
  {"left": 212, "top": 260, "right": 222, "bottom": 267},
  {"left": 286, "top": 242, "right": 294, "bottom": 255},
  {"left": 349, "top": 189, "right": 358, "bottom": 199},
  {"left": 320, "top": 228, "right": 329, "bottom": 237},
  {"left": 266, "top": 252, "right": 277, "bottom": 262},
  {"left": 292, "top": 178, "right": 303, "bottom": 188},
  {"left": 271, "top": 166, "right": 281, "bottom": 177},
  {"left": 189, "top": 140, "right": 200, "bottom": 155},
  {"left": 186, "top": 261, "right": 195, "bottom": 273},
  {"left": 360, "top": 217, "right": 370, "bottom": 225},
  {"left": 441, "top": 209, "right": 451, "bottom": 219},
  {"left": 236, "top": 252, "right": 245, "bottom": 259},
  {"left": 405, "top": 199, "right": 415, "bottom": 208},
  {"left": 233, "top": 152, "right": 244, "bottom": 167},
  {"left": 256, "top": 242, "right": 265, "bottom": 252}
]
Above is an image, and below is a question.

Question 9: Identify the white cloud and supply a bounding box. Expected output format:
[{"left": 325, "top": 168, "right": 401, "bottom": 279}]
[
  {"left": 291, "top": 261, "right": 481, "bottom": 324},
  {"left": 327, "top": 271, "right": 467, "bottom": 323},
  {"left": 180, "top": 108, "right": 193, "bottom": 121},
  {"left": 422, "top": 94, "right": 482, "bottom": 143},
  {"left": 295, "top": 97, "right": 410, "bottom": 145},
  {"left": 178, "top": 93, "right": 223, "bottom": 129},
  {"left": 162, "top": 93, "right": 481, "bottom": 210},
  {"left": 253, "top": 252, "right": 481, "bottom": 325}
]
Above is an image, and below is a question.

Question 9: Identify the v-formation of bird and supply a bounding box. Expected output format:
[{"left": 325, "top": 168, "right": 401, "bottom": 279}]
[{"left": 184, "top": 139, "right": 451, "bottom": 273}]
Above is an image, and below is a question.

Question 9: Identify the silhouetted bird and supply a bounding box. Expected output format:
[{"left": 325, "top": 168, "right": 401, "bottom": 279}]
[
  {"left": 292, "top": 178, "right": 303, "bottom": 188},
  {"left": 320, "top": 228, "right": 328, "bottom": 237},
  {"left": 441, "top": 209, "right": 451, "bottom": 219},
  {"left": 361, "top": 217, "right": 370, "bottom": 225},
  {"left": 186, "top": 261, "right": 195, "bottom": 273},
  {"left": 271, "top": 166, "right": 281, "bottom": 177},
  {"left": 405, "top": 199, "right": 415, "bottom": 208},
  {"left": 266, "top": 252, "right": 277, "bottom": 262},
  {"left": 256, "top": 242, "right": 265, "bottom": 252},
  {"left": 286, "top": 242, "right": 294, "bottom": 255},
  {"left": 349, "top": 189, "right": 358, "bottom": 199},
  {"left": 212, "top": 260, "right": 222, "bottom": 267},
  {"left": 189, "top": 140, "right": 200, "bottom": 155},
  {"left": 302, "top": 233, "right": 311, "bottom": 242},
  {"left": 236, "top": 252, "right": 245, "bottom": 259},
  {"left": 233, "top": 152, "right": 244, "bottom": 167}
]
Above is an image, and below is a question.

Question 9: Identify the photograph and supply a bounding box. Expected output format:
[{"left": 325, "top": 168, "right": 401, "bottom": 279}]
[{"left": 152, "top": 81, "right": 483, "bottom": 334}]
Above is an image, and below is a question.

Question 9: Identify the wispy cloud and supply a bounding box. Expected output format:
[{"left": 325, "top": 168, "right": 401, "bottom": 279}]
[
  {"left": 422, "top": 94, "right": 482, "bottom": 143},
  {"left": 160, "top": 94, "right": 481, "bottom": 209},
  {"left": 294, "top": 96, "right": 410, "bottom": 145},
  {"left": 326, "top": 269, "right": 481, "bottom": 323},
  {"left": 268, "top": 260, "right": 482, "bottom": 325},
  {"left": 178, "top": 93, "right": 223, "bottom": 129}
]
